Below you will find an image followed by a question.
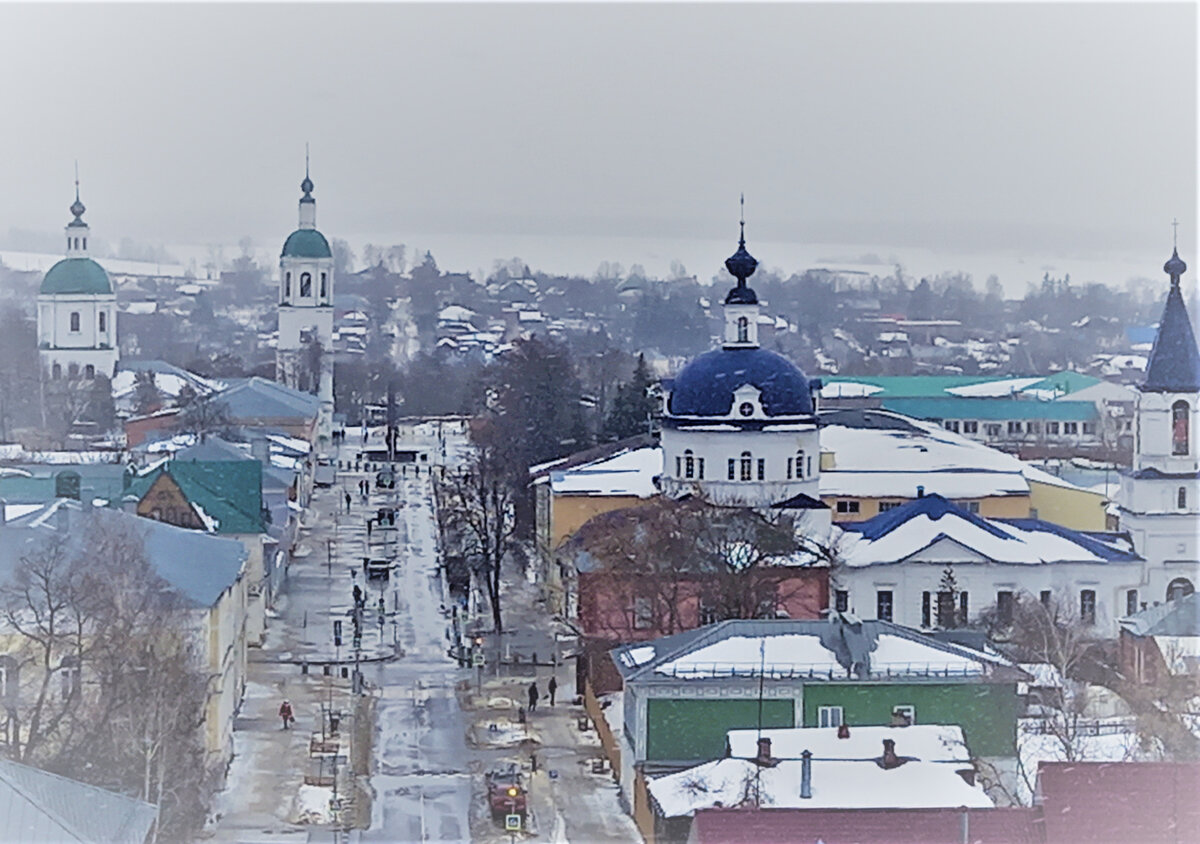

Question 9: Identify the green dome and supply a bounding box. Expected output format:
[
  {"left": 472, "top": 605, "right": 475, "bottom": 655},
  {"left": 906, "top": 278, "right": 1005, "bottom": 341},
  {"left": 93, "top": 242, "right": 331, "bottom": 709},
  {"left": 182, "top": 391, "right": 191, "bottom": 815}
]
[
  {"left": 40, "top": 257, "right": 112, "bottom": 295},
  {"left": 281, "top": 229, "right": 332, "bottom": 259}
]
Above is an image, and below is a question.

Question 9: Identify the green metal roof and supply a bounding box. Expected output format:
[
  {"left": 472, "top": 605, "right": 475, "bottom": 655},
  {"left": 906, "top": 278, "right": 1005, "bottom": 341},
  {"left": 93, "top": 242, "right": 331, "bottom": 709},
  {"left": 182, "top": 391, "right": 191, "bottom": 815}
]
[
  {"left": 39, "top": 257, "right": 112, "bottom": 295},
  {"left": 281, "top": 228, "right": 332, "bottom": 259},
  {"left": 126, "top": 458, "right": 265, "bottom": 534},
  {"left": 882, "top": 397, "right": 1099, "bottom": 422}
]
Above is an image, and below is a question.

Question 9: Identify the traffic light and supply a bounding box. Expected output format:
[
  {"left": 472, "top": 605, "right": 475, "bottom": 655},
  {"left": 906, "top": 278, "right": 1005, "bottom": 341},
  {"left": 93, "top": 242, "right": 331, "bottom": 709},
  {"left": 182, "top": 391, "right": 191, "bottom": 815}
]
[{"left": 333, "top": 619, "right": 343, "bottom": 647}]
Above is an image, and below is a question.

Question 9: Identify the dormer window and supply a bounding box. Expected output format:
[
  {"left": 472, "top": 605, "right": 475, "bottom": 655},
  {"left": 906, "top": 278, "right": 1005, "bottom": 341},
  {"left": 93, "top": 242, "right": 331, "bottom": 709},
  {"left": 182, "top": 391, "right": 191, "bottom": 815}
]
[
  {"left": 1173, "top": 400, "right": 1189, "bottom": 455},
  {"left": 737, "top": 316, "right": 748, "bottom": 343},
  {"left": 300, "top": 272, "right": 312, "bottom": 297}
]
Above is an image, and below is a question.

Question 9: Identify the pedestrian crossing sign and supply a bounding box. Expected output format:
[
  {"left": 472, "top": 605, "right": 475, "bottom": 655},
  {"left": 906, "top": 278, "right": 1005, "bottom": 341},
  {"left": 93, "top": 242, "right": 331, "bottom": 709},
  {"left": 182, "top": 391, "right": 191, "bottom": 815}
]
[
  {"left": 505, "top": 814, "right": 522, "bottom": 831},
  {"left": 472, "top": 652, "right": 485, "bottom": 667}
]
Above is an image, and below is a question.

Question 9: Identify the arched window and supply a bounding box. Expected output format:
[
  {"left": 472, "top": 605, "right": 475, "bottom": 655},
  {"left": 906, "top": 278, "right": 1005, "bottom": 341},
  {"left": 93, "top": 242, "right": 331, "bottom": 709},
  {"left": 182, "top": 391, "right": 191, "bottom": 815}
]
[
  {"left": 1179, "top": 486, "right": 1188, "bottom": 509},
  {"left": 81, "top": 237, "right": 86, "bottom": 250},
  {"left": 98, "top": 311, "right": 106, "bottom": 332},
  {"left": 67, "top": 362, "right": 78, "bottom": 379},
  {"left": 1172, "top": 400, "right": 1190, "bottom": 455},
  {"left": 796, "top": 449, "right": 805, "bottom": 479},
  {"left": 684, "top": 449, "right": 696, "bottom": 479},
  {"left": 737, "top": 317, "right": 748, "bottom": 343},
  {"left": 1168, "top": 578, "right": 1195, "bottom": 602},
  {"left": 84, "top": 364, "right": 94, "bottom": 379},
  {"left": 740, "top": 451, "right": 753, "bottom": 481},
  {"left": 285, "top": 272, "right": 292, "bottom": 298},
  {"left": 320, "top": 272, "right": 327, "bottom": 299},
  {"left": 300, "top": 272, "right": 312, "bottom": 297},
  {"left": 69, "top": 312, "right": 80, "bottom": 332},
  {"left": 52, "top": 363, "right": 62, "bottom": 380}
]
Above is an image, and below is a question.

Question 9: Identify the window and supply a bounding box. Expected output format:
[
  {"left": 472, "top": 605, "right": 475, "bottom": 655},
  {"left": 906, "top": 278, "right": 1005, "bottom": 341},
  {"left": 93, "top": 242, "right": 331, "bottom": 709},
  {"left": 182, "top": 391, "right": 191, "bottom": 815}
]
[
  {"left": 285, "top": 272, "right": 292, "bottom": 297},
  {"left": 1179, "top": 486, "right": 1188, "bottom": 509},
  {"left": 51, "top": 363, "right": 61, "bottom": 380},
  {"left": 83, "top": 364, "right": 94, "bottom": 379},
  {"left": 835, "top": 590, "right": 849, "bottom": 612},
  {"left": 757, "top": 458, "right": 765, "bottom": 481},
  {"left": 1028, "top": 421, "right": 1041, "bottom": 435},
  {"left": 1064, "top": 422, "right": 1078, "bottom": 435},
  {"left": 836, "top": 500, "right": 860, "bottom": 514},
  {"left": 675, "top": 456, "right": 681, "bottom": 477},
  {"left": 965, "top": 501, "right": 981, "bottom": 514},
  {"left": 81, "top": 237, "right": 86, "bottom": 250},
  {"left": 1126, "top": 589, "right": 1139, "bottom": 617},
  {"left": 684, "top": 450, "right": 695, "bottom": 479},
  {"left": 1173, "top": 401, "right": 1190, "bottom": 455},
  {"left": 60, "top": 657, "right": 80, "bottom": 701},
  {"left": 633, "top": 597, "right": 653, "bottom": 630},
  {"left": 1082, "top": 422, "right": 1095, "bottom": 435},
  {"left": 67, "top": 363, "right": 78, "bottom": 379},
  {"left": 944, "top": 420, "right": 960, "bottom": 433},
  {"left": 959, "top": 592, "right": 969, "bottom": 624},
  {"left": 98, "top": 311, "right": 106, "bottom": 332},
  {"left": 1007, "top": 421, "right": 1022, "bottom": 435},
  {"left": 986, "top": 423, "right": 1002, "bottom": 437},
  {"left": 1047, "top": 421, "right": 1060, "bottom": 435},
  {"left": 69, "top": 311, "right": 80, "bottom": 332},
  {"left": 1040, "top": 590, "right": 1052, "bottom": 608},
  {"left": 737, "top": 316, "right": 748, "bottom": 343},
  {"left": 787, "top": 458, "right": 792, "bottom": 480},
  {"left": 921, "top": 592, "right": 931, "bottom": 628},
  {"left": 963, "top": 421, "right": 978, "bottom": 434},
  {"left": 796, "top": 450, "right": 805, "bottom": 479},
  {"left": 727, "top": 459, "right": 735, "bottom": 481},
  {"left": 818, "top": 705, "right": 844, "bottom": 728},
  {"left": 699, "top": 597, "right": 720, "bottom": 626},
  {"left": 877, "top": 590, "right": 893, "bottom": 621},
  {"left": 1080, "top": 589, "right": 1096, "bottom": 625},
  {"left": 300, "top": 272, "right": 312, "bottom": 297},
  {"left": 319, "top": 272, "right": 327, "bottom": 298},
  {"left": 740, "top": 452, "right": 752, "bottom": 482},
  {"left": 997, "top": 591, "right": 1014, "bottom": 626},
  {"left": 807, "top": 456, "right": 813, "bottom": 477},
  {"left": 892, "top": 705, "right": 916, "bottom": 726},
  {"left": 697, "top": 458, "right": 705, "bottom": 480},
  {"left": 879, "top": 501, "right": 902, "bottom": 512},
  {"left": 0, "top": 664, "right": 7, "bottom": 699},
  {"left": 1167, "top": 578, "right": 1195, "bottom": 603},
  {"left": 936, "top": 591, "right": 955, "bottom": 628}
]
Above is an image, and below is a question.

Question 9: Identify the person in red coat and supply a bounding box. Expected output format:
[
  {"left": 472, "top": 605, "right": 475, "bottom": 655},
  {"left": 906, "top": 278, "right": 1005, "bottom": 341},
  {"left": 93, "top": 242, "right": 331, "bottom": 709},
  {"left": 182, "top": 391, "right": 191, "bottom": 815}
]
[{"left": 279, "top": 699, "right": 294, "bottom": 730}]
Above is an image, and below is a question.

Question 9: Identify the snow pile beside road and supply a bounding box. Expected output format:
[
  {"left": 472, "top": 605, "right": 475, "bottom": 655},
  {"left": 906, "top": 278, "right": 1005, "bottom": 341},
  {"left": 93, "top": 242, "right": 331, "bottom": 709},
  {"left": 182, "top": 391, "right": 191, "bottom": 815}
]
[{"left": 293, "top": 784, "right": 334, "bottom": 824}]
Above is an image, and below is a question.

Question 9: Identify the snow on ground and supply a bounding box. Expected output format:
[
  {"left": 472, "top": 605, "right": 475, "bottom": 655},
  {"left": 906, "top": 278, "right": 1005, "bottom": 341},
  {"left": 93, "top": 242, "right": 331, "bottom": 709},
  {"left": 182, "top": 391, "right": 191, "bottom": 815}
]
[
  {"left": 1015, "top": 717, "right": 1157, "bottom": 804},
  {"left": 293, "top": 785, "right": 334, "bottom": 824}
]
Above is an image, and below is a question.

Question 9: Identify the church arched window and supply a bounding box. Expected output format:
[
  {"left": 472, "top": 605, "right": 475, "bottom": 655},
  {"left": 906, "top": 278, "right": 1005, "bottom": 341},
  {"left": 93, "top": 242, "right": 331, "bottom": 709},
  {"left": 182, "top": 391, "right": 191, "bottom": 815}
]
[
  {"left": 740, "top": 451, "right": 753, "bottom": 481},
  {"left": 320, "top": 272, "right": 327, "bottom": 299},
  {"left": 84, "top": 364, "right": 94, "bottom": 379},
  {"left": 285, "top": 272, "right": 291, "bottom": 298},
  {"left": 1172, "top": 400, "right": 1189, "bottom": 455},
  {"left": 69, "top": 312, "right": 80, "bottom": 332},
  {"left": 1168, "top": 577, "right": 1195, "bottom": 602},
  {"left": 300, "top": 272, "right": 312, "bottom": 297},
  {"left": 81, "top": 237, "right": 86, "bottom": 250},
  {"left": 67, "top": 363, "right": 78, "bottom": 379},
  {"left": 52, "top": 363, "right": 62, "bottom": 380},
  {"left": 737, "top": 317, "right": 748, "bottom": 343},
  {"left": 98, "top": 311, "right": 106, "bottom": 333},
  {"left": 684, "top": 450, "right": 696, "bottom": 479},
  {"left": 1179, "top": 486, "right": 1188, "bottom": 509}
]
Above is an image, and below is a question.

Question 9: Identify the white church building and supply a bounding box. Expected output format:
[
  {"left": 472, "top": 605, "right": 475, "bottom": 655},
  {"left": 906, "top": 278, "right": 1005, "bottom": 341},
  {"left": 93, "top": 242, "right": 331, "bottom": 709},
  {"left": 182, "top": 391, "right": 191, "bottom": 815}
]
[
  {"left": 275, "top": 162, "right": 334, "bottom": 444},
  {"left": 37, "top": 184, "right": 118, "bottom": 381}
]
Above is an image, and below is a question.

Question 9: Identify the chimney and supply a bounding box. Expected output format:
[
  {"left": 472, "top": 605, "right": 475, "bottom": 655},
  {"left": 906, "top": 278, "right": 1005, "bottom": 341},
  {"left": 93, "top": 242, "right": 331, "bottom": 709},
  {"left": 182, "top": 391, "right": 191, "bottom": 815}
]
[
  {"left": 879, "top": 738, "right": 905, "bottom": 770},
  {"left": 917, "top": 485, "right": 925, "bottom": 498},
  {"left": 956, "top": 768, "right": 976, "bottom": 787},
  {"left": 799, "top": 750, "right": 812, "bottom": 799},
  {"left": 251, "top": 436, "right": 270, "bottom": 467},
  {"left": 837, "top": 723, "right": 850, "bottom": 739},
  {"left": 755, "top": 737, "right": 772, "bottom": 765}
]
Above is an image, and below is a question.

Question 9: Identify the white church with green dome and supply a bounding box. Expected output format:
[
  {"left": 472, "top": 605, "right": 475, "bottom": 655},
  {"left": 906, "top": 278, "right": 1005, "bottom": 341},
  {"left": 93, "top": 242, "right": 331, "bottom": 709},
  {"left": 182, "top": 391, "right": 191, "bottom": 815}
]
[
  {"left": 37, "top": 185, "right": 118, "bottom": 381},
  {"left": 276, "top": 162, "right": 334, "bottom": 442}
]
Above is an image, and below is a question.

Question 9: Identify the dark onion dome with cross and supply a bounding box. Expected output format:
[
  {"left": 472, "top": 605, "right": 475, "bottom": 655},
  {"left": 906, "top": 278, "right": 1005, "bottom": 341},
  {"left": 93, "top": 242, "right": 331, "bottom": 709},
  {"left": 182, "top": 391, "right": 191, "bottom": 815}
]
[
  {"left": 281, "top": 167, "right": 332, "bottom": 259},
  {"left": 1143, "top": 246, "right": 1200, "bottom": 392},
  {"left": 40, "top": 187, "right": 112, "bottom": 295},
  {"left": 667, "top": 213, "right": 816, "bottom": 420}
]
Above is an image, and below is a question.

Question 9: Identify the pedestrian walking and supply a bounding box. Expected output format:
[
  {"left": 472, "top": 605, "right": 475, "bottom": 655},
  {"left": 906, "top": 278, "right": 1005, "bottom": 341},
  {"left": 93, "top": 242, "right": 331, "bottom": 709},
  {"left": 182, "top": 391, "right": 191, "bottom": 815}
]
[
  {"left": 279, "top": 699, "right": 294, "bottom": 730},
  {"left": 344, "top": 491, "right": 351, "bottom": 512},
  {"left": 366, "top": 519, "right": 372, "bottom": 539},
  {"left": 353, "top": 584, "right": 363, "bottom": 607},
  {"left": 547, "top": 676, "right": 557, "bottom": 706},
  {"left": 528, "top": 681, "right": 539, "bottom": 712}
]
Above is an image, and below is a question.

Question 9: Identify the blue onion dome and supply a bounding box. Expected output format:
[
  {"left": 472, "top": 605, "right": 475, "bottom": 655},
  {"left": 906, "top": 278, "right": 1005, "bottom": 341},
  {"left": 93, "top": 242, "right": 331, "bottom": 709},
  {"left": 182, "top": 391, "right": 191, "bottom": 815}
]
[
  {"left": 724, "top": 218, "right": 759, "bottom": 304},
  {"left": 1165, "top": 248, "right": 1187, "bottom": 280},
  {"left": 69, "top": 196, "right": 86, "bottom": 224},
  {"left": 300, "top": 174, "right": 315, "bottom": 202},
  {"left": 41, "top": 258, "right": 112, "bottom": 295},
  {"left": 669, "top": 347, "right": 814, "bottom": 418}
]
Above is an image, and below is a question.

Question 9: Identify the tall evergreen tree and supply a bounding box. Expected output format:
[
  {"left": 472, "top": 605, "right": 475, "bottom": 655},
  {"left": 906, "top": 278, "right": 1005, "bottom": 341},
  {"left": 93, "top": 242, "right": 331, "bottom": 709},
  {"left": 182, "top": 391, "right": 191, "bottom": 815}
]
[{"left": 602, "top": 353, "right": 656, "bottom": 441}]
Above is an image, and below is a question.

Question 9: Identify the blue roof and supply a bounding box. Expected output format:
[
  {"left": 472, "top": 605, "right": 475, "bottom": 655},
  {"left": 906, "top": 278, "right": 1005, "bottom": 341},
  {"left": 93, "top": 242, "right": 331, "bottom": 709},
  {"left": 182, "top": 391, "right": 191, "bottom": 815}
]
[
  {"left": 843, "top": 493, "right": 1013, "bottom": 542},
  {"left": 669, "top": 347, "right": 814, "bottom": 418},
  {"left": 281, "top": 228, "right": 332, "bottom": 259},
  {"left": 997, "top": 517, "right": 1141, "bottom": 562},
  {"left": 1143, "top": 281, "right": 1200, "bottom": 392},
  {"left": 217, "top": 377, "right": 321, "bottom": 421},
  {"left": 882, "top": 397, "right": 1098, "bottom": 422}
]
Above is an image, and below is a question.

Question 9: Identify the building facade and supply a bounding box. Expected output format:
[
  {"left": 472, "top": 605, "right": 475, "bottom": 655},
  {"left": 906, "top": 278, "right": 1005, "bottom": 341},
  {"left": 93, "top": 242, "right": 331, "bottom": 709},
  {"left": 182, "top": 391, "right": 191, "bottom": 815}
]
[{"left": 37, "top": 184, "right": 118, "bottom": 380}]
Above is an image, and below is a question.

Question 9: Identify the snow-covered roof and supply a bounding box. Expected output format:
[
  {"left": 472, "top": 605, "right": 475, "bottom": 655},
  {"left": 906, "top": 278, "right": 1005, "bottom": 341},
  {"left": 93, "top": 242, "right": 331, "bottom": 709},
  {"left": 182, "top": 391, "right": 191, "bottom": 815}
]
[
  {"left": 548, "top": 446, "right": 661, "bottom": 498},
  {"left": 438, "top": 304, "right": 476, "bottom": 323},
  {"left": 822, "top": 381, "right": 884, "bottom": 399},
  {"left": 839, "top": 494, "right": 1141, "bottom": 567},
  {"left": 122, "top": 301, "right": 158, "bottom": 315},
  {"left": 725, "top": 725, "right": 969, "bottom": 763},
  {"left": 648, "top": 757, "right": 991, "bottom": 818},
  {"left": 944, "top": 377, "right": 1045, "bottom": 398}
]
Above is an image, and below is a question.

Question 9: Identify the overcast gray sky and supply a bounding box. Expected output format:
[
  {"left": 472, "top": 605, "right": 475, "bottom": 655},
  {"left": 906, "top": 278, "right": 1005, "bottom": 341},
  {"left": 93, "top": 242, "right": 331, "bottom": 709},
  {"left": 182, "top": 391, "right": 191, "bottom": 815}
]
[{"left": 0, "top": 2, "right": 1194, "bottom": 262}]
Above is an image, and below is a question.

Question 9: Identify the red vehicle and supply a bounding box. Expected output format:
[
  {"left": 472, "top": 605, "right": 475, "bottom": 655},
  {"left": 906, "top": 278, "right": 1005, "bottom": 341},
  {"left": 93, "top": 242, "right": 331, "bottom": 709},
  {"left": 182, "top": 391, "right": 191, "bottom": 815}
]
[{"left": 485, "top": 764, "right": 527, "bottom": 820}]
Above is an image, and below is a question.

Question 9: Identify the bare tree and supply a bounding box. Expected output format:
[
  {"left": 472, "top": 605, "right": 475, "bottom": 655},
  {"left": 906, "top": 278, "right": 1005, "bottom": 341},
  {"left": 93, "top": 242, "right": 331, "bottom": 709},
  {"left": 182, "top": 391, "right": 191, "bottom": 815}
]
[{"left": 176, "top": 393, "right": 232, "bottom": 442}]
